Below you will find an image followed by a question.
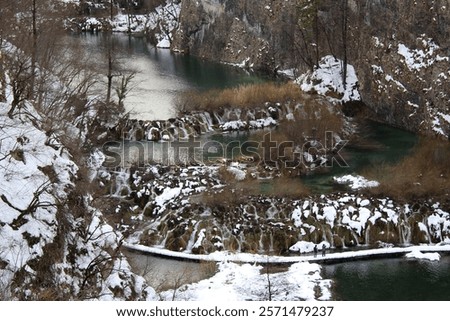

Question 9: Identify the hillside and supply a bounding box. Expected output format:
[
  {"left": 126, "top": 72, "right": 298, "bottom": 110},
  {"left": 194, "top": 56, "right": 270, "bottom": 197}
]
[{"left": 172, "top": 0, "right": 450, "bottom": 137}]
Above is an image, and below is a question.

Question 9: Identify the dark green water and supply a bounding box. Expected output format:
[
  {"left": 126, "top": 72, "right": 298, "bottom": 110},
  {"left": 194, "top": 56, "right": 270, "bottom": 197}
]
[
  {"left": 301, "top": 121, "right": 418, "bottom": 193},
  {"left": 322, "top": 256, "right": 450, "bottom": 300},
  {"left": 200, "top": 121, "right": 418, "bottom": 195}
]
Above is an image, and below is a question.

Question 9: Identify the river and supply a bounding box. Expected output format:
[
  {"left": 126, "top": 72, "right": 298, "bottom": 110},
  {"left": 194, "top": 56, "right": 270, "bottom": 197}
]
[{"left": 76, "top": 34, "right": 447, "bottom": 300}]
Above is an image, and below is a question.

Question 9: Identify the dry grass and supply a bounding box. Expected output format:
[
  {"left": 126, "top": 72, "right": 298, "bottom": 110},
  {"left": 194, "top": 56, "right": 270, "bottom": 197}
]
[
  {"left": 280, "top": 99, "right": 343, "bottom": 145},
  {"left": 364, "top": 138, "right": 450, "bottom": 200},
  {"left": 174, "top": 82, "right": 304, "bottom": 114}
]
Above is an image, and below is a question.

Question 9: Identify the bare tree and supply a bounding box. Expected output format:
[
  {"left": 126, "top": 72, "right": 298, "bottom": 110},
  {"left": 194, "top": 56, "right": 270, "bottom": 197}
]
[
  {"left": 341, "top": 0, "right": 349, "bottom": 89},
  {"left": 295, "top": 0, "right": 323, "bottom": 70}
]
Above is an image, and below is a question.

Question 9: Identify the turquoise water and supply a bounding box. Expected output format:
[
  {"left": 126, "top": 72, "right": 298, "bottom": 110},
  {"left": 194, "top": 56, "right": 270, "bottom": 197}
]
[{"left": 300, "top": 121, "right": 418, "bottom": 193}]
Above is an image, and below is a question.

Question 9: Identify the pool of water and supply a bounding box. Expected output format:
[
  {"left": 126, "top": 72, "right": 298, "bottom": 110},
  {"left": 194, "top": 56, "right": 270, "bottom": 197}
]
[
  {"left": 125, "top": 249, "right": 450, "bottom": 300},
  {"left": 322, "top": 255, "right": 450, "bottom": 300},
  {"left": 300, "top": 120, "right": 418, "bottom": 193},
  {"left": 74, "top": 33, "right": 265, "bottom": 120}
]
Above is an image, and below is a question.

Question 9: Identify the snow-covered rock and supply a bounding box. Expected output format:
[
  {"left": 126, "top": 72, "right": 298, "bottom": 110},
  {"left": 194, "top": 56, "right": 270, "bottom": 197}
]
[
  {"left": 296, "top": 55, "right": 361, "bottom": 103},
  {"left": 159, "top": 261, "right": 332, "bottom": 301}
]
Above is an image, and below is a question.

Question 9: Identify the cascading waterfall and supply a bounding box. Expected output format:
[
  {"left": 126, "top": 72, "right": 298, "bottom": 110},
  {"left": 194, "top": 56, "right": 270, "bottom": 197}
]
[
  {"left": 322, "top": 226, "right": 333, "bottom": 247},
  {"left": 185, "top": 221, "right": 201, "bottom": 253},
  {"left": 223, "top": 108, "right": 232, "bottom": 120},
  {"left": 202, "top": 112, "right": 214, "bottom": 130},
  {"left": 349, "top": 229, "right": 360, "bottom": 246},
  {"left": 399, "top": 221, "right": 412, "bottom": 245},
  {"left": 213, "top": 111, "right": 224, "bottom": 124},
  {"left": 177, "top": 123, "right": 190, "bottom": 140},
  {"left": 422, "top": 218, "right": 433, "bottom": 244}
]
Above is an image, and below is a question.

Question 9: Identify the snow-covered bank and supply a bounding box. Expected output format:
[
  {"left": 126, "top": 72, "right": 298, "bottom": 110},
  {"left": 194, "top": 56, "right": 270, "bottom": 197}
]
[
  {"left": 124, "top": 243, "right": 450, "bottom": 264},
  {"left": 159, "top": 261, "right": 332, "bottom": 301},
  {"left": 0, "top": 63, "right": 154, "bottom": 300},
  {"left": 296, "top": 55, "right": 361, "bottom": 103},
  {"left": 68, "top": 0, "right": 181, "bottom": 49}
]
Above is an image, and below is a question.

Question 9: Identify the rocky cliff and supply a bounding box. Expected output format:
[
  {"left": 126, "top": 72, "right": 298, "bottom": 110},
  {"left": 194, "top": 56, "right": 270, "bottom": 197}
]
[{"left": 172, "top": 0, "right": 450, "bottom": 137}]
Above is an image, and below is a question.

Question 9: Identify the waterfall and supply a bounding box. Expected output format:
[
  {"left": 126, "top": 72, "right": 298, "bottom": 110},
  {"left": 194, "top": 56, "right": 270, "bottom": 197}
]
[
  {"left": 349, "top": 229, "right": 360, "bottom": 246},
  {"left": 213, "top": 111, "right": 224, "bottom": 125},
  {"left": 111, "top": 168, "right": 131, "bottom": 197},
  {"left": 177, "top": 122, "right": 190, "bottom": 140},
  {"left": 195, "top": 113, "right": 209, "bottom": 133},
  {"left": 399, "top": 222, "right": 412, "bottom": 245},
  {"left": 203, "top": 112, "right": 214, "bottom": 131},
  {"left": 223, "top": 108, "right": 232, "bottom": 120},
  {"left": 322, "top": 226, "right": 334, "bottom": 248},
  {"left": 365, "top": 225, "right": 371, "bottom": 245},
  {"left": 185, "top": 221, "right": 201, "bottom": 253},
  {"left": 258, "top": 233, "right": 265, "bottom": 252},
  {"left": 422, "top": 218, "right": 433, "bottom": 244},
  {"left": 268, "top": 232, "right": 274, "bottom": 253}
]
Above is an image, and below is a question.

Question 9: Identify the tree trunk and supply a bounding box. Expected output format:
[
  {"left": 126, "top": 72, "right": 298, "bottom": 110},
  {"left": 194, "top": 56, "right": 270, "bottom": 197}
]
[
  {"left": 342, "top": 0, "right": 348, "bottom": 90},
  {"left": 106, "top": 47, "right": 113, "bottom": 103},
  {"left": 30, "top": 0, "right": 37, "bottom": 98}
]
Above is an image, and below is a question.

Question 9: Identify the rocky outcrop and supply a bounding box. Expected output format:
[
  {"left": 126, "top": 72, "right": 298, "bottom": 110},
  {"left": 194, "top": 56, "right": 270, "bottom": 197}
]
[
  {"left": 172, "top": 0, "right": 297, "bottom": 74},
  {"left": 173, "top": 0, "right": 450, "bottom": 136}
]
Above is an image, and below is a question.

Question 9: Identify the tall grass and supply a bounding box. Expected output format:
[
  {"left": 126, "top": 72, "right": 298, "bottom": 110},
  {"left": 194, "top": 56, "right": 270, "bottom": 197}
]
[
  {"left": 174, "top": 82, "right": 304, "bottom": 114},
  {"left": 364, "top": 138, "right": 450, "bottom": 200}
]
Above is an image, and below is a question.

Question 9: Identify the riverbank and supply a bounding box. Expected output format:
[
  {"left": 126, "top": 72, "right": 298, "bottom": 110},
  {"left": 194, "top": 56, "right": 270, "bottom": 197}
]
[{"left": 124, "top": 243, "right": 450, "bottom": 265}]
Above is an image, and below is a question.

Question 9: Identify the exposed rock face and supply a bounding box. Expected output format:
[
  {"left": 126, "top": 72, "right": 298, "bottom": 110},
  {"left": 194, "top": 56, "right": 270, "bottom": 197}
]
[
  {"left": 347, "top": 0, "right": 450, "bottom": 136},
  {"left": 172, "top": 0, "right": 298, "bottom": 73},
  {"left": 173, "top": 0, "right": 450, "bottom": 136}
]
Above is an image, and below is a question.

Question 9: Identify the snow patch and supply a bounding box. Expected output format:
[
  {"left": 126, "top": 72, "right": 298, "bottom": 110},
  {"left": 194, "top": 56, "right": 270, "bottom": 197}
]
[
  {"left": 405, "top": 250, "right": 440, "bottom": 261},
  {"left": 296, "top": 55, "right": 361, "bottom": 102},
  {"left": 333, "top": 175, "right": 380, "bottom": 190}
]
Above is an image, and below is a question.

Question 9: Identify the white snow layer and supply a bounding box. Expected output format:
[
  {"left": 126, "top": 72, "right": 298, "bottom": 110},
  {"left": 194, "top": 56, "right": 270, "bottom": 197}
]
[
  {"left": 0, "top": 100, "right": 77, "bottom": 272},
  {"left": 296, "top": 55, "right": 361, "bottom": 102},
  {"left": 333, "top": 174, "right": 380, "bottom": 190},
  {"left": 398, "top": 38, "right": 449, "bottom": 71},
  {"left": 159, "top": 261, "right": 332, "bottom": 301},
  {"left": 125, "top": 243, "right": 450, "bottom": 265},
  {"left": 405, "top": 250, "right": 440, "bottom": 261}
]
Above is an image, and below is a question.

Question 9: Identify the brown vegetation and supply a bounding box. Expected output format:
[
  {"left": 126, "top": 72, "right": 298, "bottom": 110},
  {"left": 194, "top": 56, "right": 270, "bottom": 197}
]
[
  {"left": 364, "top": 138, "right": 450, "bottom": 200},
  {"left": 280, "top": 99, "right": 343, "bottom": 145},
  {"left": 174, "top": 82, "right": 304, "bottom": 114}
]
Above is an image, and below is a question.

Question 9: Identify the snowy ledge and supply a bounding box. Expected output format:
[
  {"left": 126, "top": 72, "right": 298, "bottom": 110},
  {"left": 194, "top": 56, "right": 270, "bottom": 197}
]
[{"left": 124, "top": 243, "right": 450, "bottom": 264}]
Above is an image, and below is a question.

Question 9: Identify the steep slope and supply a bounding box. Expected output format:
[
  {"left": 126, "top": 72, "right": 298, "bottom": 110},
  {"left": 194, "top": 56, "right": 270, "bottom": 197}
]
[
  {"left": 173, "top": 0, "right": 450, "bottom": 136},
  {"left": 0, "top": 73, "right": 154, "bottom": 300}
]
